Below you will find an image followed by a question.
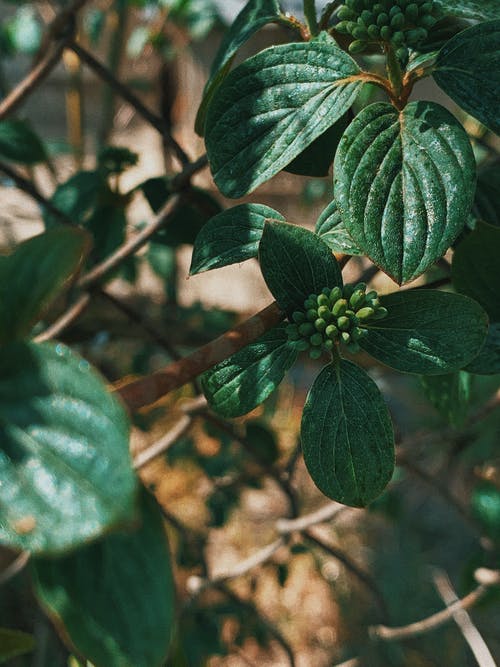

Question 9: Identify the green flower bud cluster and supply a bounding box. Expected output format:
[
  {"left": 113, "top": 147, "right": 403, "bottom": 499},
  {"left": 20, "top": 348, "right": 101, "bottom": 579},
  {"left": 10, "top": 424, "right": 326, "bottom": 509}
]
[
  {"left": 336, "top": 0, "right": 442, "bottom": 60},
  {"left": 286, "top": 284, "right": 388, "bottom": 359}
]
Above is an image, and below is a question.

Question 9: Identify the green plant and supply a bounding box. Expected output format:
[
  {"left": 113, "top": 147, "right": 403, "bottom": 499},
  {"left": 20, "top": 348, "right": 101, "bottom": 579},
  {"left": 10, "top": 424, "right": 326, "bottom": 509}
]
[{"left": 0, "top": 0, "right": 500, "bottom": 665}]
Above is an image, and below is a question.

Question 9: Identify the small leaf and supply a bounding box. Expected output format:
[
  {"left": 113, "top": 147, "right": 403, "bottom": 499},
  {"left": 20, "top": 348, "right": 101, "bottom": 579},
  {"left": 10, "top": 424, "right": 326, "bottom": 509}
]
[
  {"left": 284, "top": 113, "right": 350, "bottom": 177},
  {"left": 466, "top": 322, "right": 500, "bottom": 375},
  {"left": 245, "top": 421, "right": 280, "bottom": 465},
  {"left": 315, "top": 199, "right": 362, "bottom": 255},
  {"left": 0, "top": 119, "right": 46, "bottom": 164},
  {"left": 190, "top": 203, "right": 285, "bottom": 275},
  {"left": 0, "top": 341, "right": 136, "bottom": 555},
  {"left": 420, "top": 371, "right": 471, "bottom": 427},
  {"left": 44, "top": 170, "right": 104, "bottom": 227},
  {"left": 471, "top": 481, "right": 500, "bottom": 542},
  {"left": 359, "top": 290, "right": 488, "bottom": 375},
  {"left": 195, "top": 0, "right": 285, "bottom": 135},
  {"left": 0, "top": 227, "right": 90, "bottom": 344},
  {"left": 206, "top": 38, "right": 362, "bottom": 197},
  {"left": 201, "top": 325, "right": 296, "bottom": 418},
  {"left": 334, "top": 101, "right": 476, "bottom": 284},
  {"left": 433, "top": 20, "right": 500, "bottom": 135},
  {"left": 258, "top": 221, "right": 343, "bottom": 314},
  {"left": 0, "top": 628, "right": 35, "bottom": 663},
  {"left": 301, "top": 360, "right": 395, "bottom": 507},
  {"left": 473, "top": 161, "right": 500, "bottom": 228},
  {"left": 33, "top": 492, "right": 174, "bottom": 667},
  {"left": 452, "top": 221, "right": 500, "bottom": 320},
  {"left": 435, "top": 1, "right": 500, "bottom": 22}
]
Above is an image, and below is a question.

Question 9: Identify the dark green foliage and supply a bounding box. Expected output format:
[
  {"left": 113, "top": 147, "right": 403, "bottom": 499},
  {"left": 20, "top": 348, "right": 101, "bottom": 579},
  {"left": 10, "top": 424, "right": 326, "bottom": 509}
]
[
  {"left": 420, "top": 371, "right": 472, "bottom": 426},
  {"left": 0, "top": 628, "right": 35, "bottom": 663},
  {"left": 315, "top": 199, "right": 362, "bottom": 255},
  {"left": 0, "top": 119, "right": 47, "bottom": 164}
]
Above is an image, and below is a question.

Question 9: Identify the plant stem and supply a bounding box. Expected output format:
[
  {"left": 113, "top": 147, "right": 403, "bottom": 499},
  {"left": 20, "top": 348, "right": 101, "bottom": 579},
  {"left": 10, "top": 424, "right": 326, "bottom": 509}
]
[
  {"left": 385, "top": 43, "right": 403, "bottom": 100},
  {"left": 304, "top": 0, "right": 319, "bottom": 37}
]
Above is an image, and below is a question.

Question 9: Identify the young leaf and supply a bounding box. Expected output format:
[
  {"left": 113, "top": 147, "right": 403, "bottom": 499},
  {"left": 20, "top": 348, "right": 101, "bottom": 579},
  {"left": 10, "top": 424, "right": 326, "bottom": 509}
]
[
  {"left": 33, "top": 492, "right": 174, "bottom": 667},
  {"left": 334, "top": 101, "right": 476, "bottom": 284},
  {"left": 473, "top": 161, "right": 500, "bottom": 228},
  {"left": 433, "top": 21, "right": 500, "bottom": 135},
  {"left": 206, "top": 38, "right": 362, "bottom": 197},
  {"left": 201, "top": 325, "right": 296, "bottom": 418},
  {"left": 420, "top": 371, "right": 471, "bottom": 427},
  {"left": 190, "top": 203, "right": 285, "bottom": 275},
  {"left": 359, "top": 290, "right": 488, "bottom": 375},
  {"left": 195, "top": 0, "right": 286, "bottom": 135},
  {"left": 258, "top": 221, "right": 343, "bottom": 314},
  {"left": 0, "top": 119, "right": 46, "bottom": 164},
  {"left": 0, "top": 341, "right": 136, "bottom": 555},
  {"left": 471, "top": 481, "right": 500, "bottom": 542},
  {"left": 452, "top": 221, "right": 500, "bottom": 320},
  {"left": 435, "top": 2, "right": 500, "bottom": 24},
  {"left": 315, "top": 199, "right": 362, "bottom": 255},
  {"left": 301, "top": 360, "right": 395, "bottom": 507},
  {"left": 43, "top": 170, "right": 105, "bottom": 227},
  {"left": 0, "top": 628, "right": 35, "bottom": 663},
  {"left": 465, "top": 322, "right": 500, "bottom": 375},
  {"left": 0, "top": 227, "right": 90, "bottom": 344}
]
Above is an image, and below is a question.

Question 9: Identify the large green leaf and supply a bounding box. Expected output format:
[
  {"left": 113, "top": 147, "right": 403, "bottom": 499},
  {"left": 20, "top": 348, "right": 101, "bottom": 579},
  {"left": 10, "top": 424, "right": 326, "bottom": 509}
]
[
  {"left": 201, "top": 325, "right": 296, "bottom": 418},
  {"left": 359, "top": 290, "right": 488, "bottom": 375},
  {"left": 206, "top": 37, "right": 362, "bottom": 197},
  {"left": 258, "top": 221, "right": 343, "bottom": 314},
  {"left": 33, "top": 492, "right": 174, "bottom": 667},
  {"left": 195, "top": 0, "right": 285, "bottom": 135},
  {"left": 0, "top": 341, "right": 136, "bottom": 555},
  {"left": 452, "top": 221, "right": 500, "bottom": 320},
  {"left": 434, "top": 21, "right": 500, "bottom": 135},
  {"left": 301, "top": 360, "right": 394, "bottom": 507},
  {"left": 190, "top": 203, "right": 284, "bottom": 275},
  {"left": 465, "top": 322, "right": 500, "bottom": 375},
  {"left": 0, "top": 628, "right": 35, "bottom": 663},
  {"left": 334, "top": 101, "right": 476, "bottom": 284},
  {"left": 436, "top": 1, "right": 500, "bottom": 22},
  {"left": 473, "top": 162, "right": 500, "bottom": 228},
  {"left": 315, "top": 199, "right": 362, "bottom": 256},
  {"left": 0, "top": 119, "right": 46, "bottom": 164},
  {"left": 0, "top": 227, "right": 90, "bottom": 344},
  {"left": 420, "top": 371, "right": 471, "bottom": 427}
]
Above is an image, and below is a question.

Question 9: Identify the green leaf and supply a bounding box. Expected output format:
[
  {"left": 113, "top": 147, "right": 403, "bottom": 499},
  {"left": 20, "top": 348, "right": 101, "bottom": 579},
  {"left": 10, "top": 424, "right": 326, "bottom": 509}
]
[
  {"left": 0, "top": 227, "right": 90, "bottom": 344},
  {"left": 471, "top": 481, "right": 500, "bottom": 542},
  {"left": 315, "top": 199, "right": 362, "bottom": 255},
  {"left": 206, "top": 38, "right": 362, "bottom": 197},
  {"left": 32, "top": 492, "right": 174, "bottom": 667},
  {"left": 433, "top": 21, "right": 500, "bottom": 135},
  {"left": 0, "top": 341, "right": 136, "bottom": 555},
  {"left": 284, "top": 113, "right": 350, "bottom": 177},
  {"left": 301, "top": 360, "right": 394, "bottom": 507},
  {"left": 190, "top": 203, "right": 285, "bottom": 275},
  {"left": 258, "top": 221, "right": 343, "bottom": 314},
  {"left": 452, "top": 221, "right": 500, "bottom": 320},
  {"left": 0, "top": 628, "right": 35, "bottom": 663},
  {"left": 334, "top": 101, "right": 476, "bottom": 284},
  {"left": 195, "top": 0, "right": 285, "bottom": 135},
  {"left": 466, "top": 323, "right": 500, "bottom": 375},
  {"left": 359, "top": 290, "right": 489, "bottom": 375},
  {"left": 245, "top": 421, "right": 280, "bottom": 465},
  {"left": 86, "top": 205, "right": 127, "bottom": 264},
  {"left": 435, "top": 1, "right": 500, "bottom": 22},
  {"left": 473, "top": 161, "right": 500, "bottom": 228},
  {"left": 201, "top": 325, "right": 296, "bottom": 418},
  {"left": 420, "top": 371, "right": 471, "bottom": 427},
  {"left": 0, "top": 119, "right": 46, "bottom": 164},
  {"left": 44, "top": 170, "right": 105, "bottom": 227}
]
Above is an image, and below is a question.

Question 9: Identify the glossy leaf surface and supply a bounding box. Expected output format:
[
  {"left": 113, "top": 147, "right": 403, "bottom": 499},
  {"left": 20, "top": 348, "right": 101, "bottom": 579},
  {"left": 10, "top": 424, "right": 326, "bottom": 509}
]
[
  {"left": 206, "top": 38, "right": 362, "bottom": 197},
  {"left": 0, "top": 342, "right": 136, "bottom": 554},
  {"left": 334, "top": 102, "right": 476, "bottom": 284},
  {"left": 259, "top": 221, "right": 343, "bottom": 314},
  {"left": 359, "top": 290, "right": 488, "bottom": 375},
  {"left": 201, "top": 325, "right": 296, "bottom": 418},
  {"left": 190, "top": 203, "right": 284, "bottom": 275},
  {"left": 301, "top": 360, "right": 394, "bottom": 507},
  {"left": 434, "top": 21, "right": 500, "bottom": 134},
  {"left": 436, "top": 2, "right": 500, "bottom": 23},
  {"left": 0, "top": 227, "right": 89, "bottom": 344},
  {"left": 33, "top": 493, "right": 174, "bottom": 667},
  {"left": 315, "top": 199, "right": 362, "bottom": 255}
]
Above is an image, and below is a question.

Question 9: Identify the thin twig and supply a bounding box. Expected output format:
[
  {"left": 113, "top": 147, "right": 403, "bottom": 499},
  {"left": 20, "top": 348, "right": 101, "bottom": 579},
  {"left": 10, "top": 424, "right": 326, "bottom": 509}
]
[
  {"left": 34, "top": 293, "right": 91, "bottom": 343},
  {"left": 333, "top": 660, "right": 361, "bottom": 667},
  {"left": 0, "top": 551, "right": 30, "bottom": 586},
  {"left": 133, "top": 414, "right": 194, "bottom": 470},
  {"left": 69, "top": 40, "right": 190, "bottom": 165},
  {"left": 276, "top": 502, "right": 346, "bottom": 534},
  {"left": 433, "top": 569, "right": 497, "bottom": 667}
]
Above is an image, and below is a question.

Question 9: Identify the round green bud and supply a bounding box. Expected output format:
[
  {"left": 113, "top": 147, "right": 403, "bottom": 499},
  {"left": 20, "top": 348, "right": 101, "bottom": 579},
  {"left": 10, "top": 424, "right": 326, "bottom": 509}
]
[
  {"left": 341, "top": 331, "right": 351, "bottom": 344},
  {"left": 396, "top": 47, "right": 409, "bottom": 64},
  {"left": 346, "top": 341, "right": 361, "bottom": 354},
  {"left": 353, "top": 282, "right": 367, "bottom": 293},
  {"left": 330, "top": 286, "right": 342, "bottom": 302},
  {"left": 309, "top": 348, "right": 323, "bottom": 360},
  {"left": 377, "top": 12, "right": 389, "bottom": 25},
  {"left": 335, "top": 20, "right": 350, "bottom": 33},
  {"left": 332, "top": 298, "right": 348, "bottom": 317},
  {"left": 356, "top": 306, "right": 375, "bottom": 321},
  {"left": 366, "top": 296, "right": 380, "bottom": 309},
  {"left": 353, "top": 26, "right": 368, "bottom": 39},
  {"left": 304, "top": 298, "right": 315, "bottom": 310},
  {"left": 337, "top": 316, "right": 351, "bottom": 331},
  {"left": 373, "top": 3, "right": 385, "bottom": 13},
  {"left": 315, "top": 318, "right": 327, "bottom": 332},
  {"left": 372, "top": 306, "right": 388, "bottom": 320},
  {"left": 310, "top": 333, "right": 324, "bottom": 347},
  {"left": 421, "top": 1, "right": 433, "bottom": 13},
  {"left": 349, "top": 39, "right": 368, "bottom": 53},
  {"left": 306, "top": 308, "right": 318, "bottom": 321},
  {"left": 299, "top": 322, "right": 315, "bottom": 336},
  {"left": 392, "top": 30, "right": 405, "bottom": 44},
  {"left": 405, "top": 3, "right": 419, "bottom": 22},
  {"left": 419, "top": 14, "right": 437, "bottom": 28},
  {"left": 286, "top": 324, "right": 300, "bottom": 340},
  {"left": 292, "top": 311, "right": 306, "bottom": 324},
  {"left": 325, "top": 324, "right": 338, "bottom": 339},
  {"left": 391, "top": 13, "right": 405, "bottom": 29},
  {"left": 317, "top": 293, "right": 330, "bottom": 306},
  {"left": 351, "top": 326, "right": 366, "bottom": 341},
  {"left": 361, "top": 10, "right": 374, "bottom": 24},
  {"left": 338, "top": 6, "right": 356, "bottom": 20},
  {"left": 294, "top": 339, "right": 310, "bottom": 352},
  {"left": 367, "top": 24, "right": 380, "bottom": 38},
  {"left": 406, "top": 27, "right": 427, "bottom": 44},
  {"left": 317, "top": 305, "right": 330, "bottom": 319},
  {"left": 349, "top": 290, "right": 366, "bottom": 309},
  {"left": 380, "top": 25, "right": 392, "bottom": 39},
  {"left": 345, "top": 310, "right": 358, "bottom": 323},
  {"left": 324, "top": 339, "right": 335, "bottom": 351},
  {"left": 365, "top": 290, "right": 378, "bottom": 301},
  {"left": 389, "top": 6, "right": 402, "bottom": 18},
  {"left": 321, "top": 287, "right": 331, "bottom": 297}
]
